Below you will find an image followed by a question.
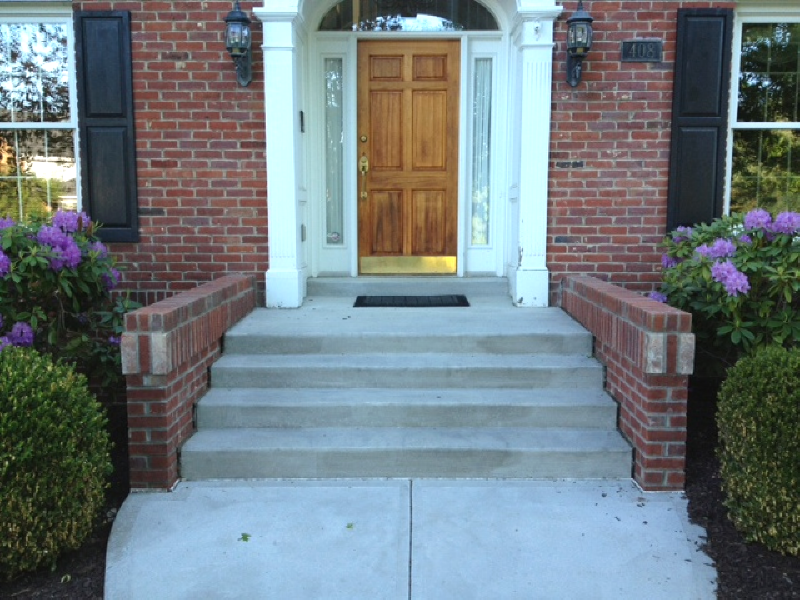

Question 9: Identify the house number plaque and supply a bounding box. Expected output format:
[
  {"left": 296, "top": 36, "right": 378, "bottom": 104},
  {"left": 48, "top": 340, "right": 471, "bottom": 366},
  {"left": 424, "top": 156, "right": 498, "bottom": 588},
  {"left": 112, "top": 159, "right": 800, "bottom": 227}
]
[{"left": 621, "top": 40, "right": 663, "bottom": 63}]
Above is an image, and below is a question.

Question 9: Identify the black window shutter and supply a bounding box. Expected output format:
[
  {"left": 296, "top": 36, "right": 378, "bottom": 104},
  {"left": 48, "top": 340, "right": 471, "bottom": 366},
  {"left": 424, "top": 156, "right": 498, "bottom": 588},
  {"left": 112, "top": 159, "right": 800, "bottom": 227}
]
[
  {"left": 666, "top": 8, "right": 733, "bottom": 232},
  {"left": 74, "top": 11, "right": 139, "bottom": 243}
]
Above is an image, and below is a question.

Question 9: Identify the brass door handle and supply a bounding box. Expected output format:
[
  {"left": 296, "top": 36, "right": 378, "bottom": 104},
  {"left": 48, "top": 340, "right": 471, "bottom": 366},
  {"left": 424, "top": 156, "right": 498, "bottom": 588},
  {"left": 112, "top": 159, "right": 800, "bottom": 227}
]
[{"left": 359, "top": 155, "right": 369, "bottom": 198}]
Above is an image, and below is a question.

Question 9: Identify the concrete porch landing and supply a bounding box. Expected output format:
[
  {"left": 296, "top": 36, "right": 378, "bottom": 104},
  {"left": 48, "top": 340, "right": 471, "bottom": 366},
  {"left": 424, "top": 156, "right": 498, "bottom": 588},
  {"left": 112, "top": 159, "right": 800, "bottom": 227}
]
[{"left": 106, "top": 479, "right": 716, "bottom": 599}]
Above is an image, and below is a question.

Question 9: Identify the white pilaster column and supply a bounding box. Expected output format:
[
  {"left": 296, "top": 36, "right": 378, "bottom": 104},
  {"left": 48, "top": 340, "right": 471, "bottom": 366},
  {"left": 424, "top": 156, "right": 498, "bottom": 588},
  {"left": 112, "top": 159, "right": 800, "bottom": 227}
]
[
  {"left": 254, "top": 3, "right": 303, "bottom": 307},
  {"left": 512, "top": 5, "right": 561, "bottom": 307}
]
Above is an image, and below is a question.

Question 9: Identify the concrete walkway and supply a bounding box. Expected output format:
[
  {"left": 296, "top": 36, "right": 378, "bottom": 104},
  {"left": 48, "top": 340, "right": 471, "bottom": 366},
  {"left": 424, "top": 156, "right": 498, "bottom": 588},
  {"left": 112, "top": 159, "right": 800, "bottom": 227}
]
[{"left": 105, "top": 479, "right": 716, "bottom": 599}]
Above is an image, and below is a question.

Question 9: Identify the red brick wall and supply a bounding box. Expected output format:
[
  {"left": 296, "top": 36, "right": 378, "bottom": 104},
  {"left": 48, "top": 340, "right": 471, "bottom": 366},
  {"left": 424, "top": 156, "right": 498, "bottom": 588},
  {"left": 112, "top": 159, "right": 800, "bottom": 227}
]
[
  {"left": 561, "top": 275, "right": 695, "bottom": 491},
  {"left": 549, "top": 1, "right": 736, "bottom": 304},
  {"left": 69, "top": 1, "right": 741, "bottom": 307},
  {"left": 121, "top": 274, "right": 256, "bottom": 489},
  {"left": 74, "top": 1, "right": 268, "bottom": 306}
]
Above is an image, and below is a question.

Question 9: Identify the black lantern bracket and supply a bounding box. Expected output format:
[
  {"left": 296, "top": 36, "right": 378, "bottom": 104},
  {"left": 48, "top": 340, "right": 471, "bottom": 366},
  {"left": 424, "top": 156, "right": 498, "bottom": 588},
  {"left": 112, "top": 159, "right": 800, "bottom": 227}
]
[
  {"left": 566, "top": 1, "right": 594, "bottom": 87},
  {"left": 225, "top": 1, "right": 253, "bottom": 87}
]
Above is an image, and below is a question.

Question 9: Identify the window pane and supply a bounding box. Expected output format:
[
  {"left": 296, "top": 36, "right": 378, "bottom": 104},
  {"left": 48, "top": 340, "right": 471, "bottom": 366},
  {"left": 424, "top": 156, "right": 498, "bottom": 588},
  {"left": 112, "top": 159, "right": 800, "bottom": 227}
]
[
  {"left": 738, "top": 23, "right": 800, "bottom": 123},
  {"left": 0, "top": 129, "right": 76, "bottom": 220},
  {"left": 0, "top": 23, "right": 71, "bottom": 123},
  {"left": 320, "top": 0, "right": 498, "bottom": 31},
  {"left": 731, "top": 129, "right": 800, "bottom": 214},
  {"left": 324, "top": 58, "right": 344, "bottom": 245},
  {"left": 471, "top": 58, "right": 492, "bottom": 246}
]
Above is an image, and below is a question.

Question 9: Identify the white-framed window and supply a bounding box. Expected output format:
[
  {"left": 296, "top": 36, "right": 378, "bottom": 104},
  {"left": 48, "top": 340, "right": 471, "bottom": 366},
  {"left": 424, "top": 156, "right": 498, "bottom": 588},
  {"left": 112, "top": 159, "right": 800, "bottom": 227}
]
[
  {"left": 728, "top": 7, "right": 800, "bottom": 214},
  {"left": 0, "top": 6, "right": 78, "bottom": 221}
]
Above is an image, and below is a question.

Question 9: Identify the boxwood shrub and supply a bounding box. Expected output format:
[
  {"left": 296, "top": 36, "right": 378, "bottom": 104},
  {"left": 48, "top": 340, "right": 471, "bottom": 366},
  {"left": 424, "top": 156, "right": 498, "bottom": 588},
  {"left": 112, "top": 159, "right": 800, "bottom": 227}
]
[
  {"left": 717, "top": 345, "right": 800, "bottom": 556},
  {"left": 0, "top": 347, "right": 112, "bottom": 581}
]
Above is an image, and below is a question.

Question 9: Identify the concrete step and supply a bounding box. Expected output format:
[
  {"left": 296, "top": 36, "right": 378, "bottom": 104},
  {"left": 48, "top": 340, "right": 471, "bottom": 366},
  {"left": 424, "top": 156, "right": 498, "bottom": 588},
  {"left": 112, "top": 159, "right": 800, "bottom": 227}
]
[
  {"left": 180, "top": 427, "right": 633, "bottom": 479},
  {"left": 307, "top": 276, "right": 509, "bottom": 298},
  {"left": 182, "top": 300, "right": 633, "bottom": 482},
  {"left": 196, "top": 388, "right": 619, "bottom": 430},
  {"left": 224, "top": 330, "right": 591, "bottom": 356},
  {"left": 223, "top": 303, "right": 592, "bottom": 356},
  {"left": 210, "top": 353, "right": 604, "bottom": 389}
]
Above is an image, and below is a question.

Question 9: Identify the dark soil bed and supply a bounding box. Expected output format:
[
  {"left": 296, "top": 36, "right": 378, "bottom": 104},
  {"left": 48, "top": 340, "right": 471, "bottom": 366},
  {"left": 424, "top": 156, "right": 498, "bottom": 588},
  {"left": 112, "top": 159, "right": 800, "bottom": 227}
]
[{"left": 1, "top": 386, "right": 798, "bottom": 599}]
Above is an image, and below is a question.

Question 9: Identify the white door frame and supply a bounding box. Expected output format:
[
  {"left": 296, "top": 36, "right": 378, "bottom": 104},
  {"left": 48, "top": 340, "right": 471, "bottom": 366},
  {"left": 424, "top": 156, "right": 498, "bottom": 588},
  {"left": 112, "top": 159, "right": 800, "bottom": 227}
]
[{"left": 254, "top": 0, "right": 561, "bottom": 307}]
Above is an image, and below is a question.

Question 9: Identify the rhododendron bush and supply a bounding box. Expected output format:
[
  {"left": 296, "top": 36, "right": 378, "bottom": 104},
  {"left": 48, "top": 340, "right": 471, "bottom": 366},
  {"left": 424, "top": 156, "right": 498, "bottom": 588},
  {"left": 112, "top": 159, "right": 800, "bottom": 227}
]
[
  {"left": 0, "top": 211, "right": 138, "bottom": 386},
  {"left": 652, "top": 209, "right": 800, "bottom": 371}
]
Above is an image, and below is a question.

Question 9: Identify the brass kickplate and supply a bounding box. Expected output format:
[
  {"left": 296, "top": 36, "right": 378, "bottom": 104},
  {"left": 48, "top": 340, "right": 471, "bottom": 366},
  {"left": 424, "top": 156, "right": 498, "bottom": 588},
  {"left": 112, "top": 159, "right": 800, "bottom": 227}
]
[{"left": 360, "top": 256, "right": 457, "bottom": 274}]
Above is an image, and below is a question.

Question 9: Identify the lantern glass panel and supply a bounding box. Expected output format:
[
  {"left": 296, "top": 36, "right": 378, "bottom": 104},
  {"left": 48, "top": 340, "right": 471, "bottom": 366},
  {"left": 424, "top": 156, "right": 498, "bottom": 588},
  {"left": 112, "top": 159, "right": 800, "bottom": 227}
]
[{"left": 227, "top": 22, "right": 243, "bottom": 49}]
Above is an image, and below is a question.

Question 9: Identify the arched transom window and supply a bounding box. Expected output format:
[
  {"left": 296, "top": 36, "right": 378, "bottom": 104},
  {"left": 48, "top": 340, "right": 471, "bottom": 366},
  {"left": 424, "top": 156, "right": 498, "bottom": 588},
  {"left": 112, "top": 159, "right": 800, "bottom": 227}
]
[{"left": 320, "top": 0, "right": 499, "bottom": 32}]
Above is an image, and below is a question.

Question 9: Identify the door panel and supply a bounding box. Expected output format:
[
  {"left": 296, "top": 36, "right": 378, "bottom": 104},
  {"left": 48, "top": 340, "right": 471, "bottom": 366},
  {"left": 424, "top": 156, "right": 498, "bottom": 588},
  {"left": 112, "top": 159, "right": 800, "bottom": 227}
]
[
  {"left": 411, "top": 190, "right": 447, "bottom": 254},
  {"left": 371, "top": 190, "right": 403, "bottom": 253},
  {"left": 358, "top": 40, "right": 460, "bottom": 274},
  {"left": 412, "top": 91, "right": 448, "bottom": 169},
  {"left": 370, "top": 91, "right": 403, "bottom": 169}
]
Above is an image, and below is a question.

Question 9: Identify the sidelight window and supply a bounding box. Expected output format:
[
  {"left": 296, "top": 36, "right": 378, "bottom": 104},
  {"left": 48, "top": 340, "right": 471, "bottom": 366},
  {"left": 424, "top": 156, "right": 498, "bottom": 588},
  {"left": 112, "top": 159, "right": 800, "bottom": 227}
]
[
  {"left": 324, "top": 58, "right": 345, "bottom": 245},
  {"left": 470, "top": 57, "right": 492, "bottom": 246}
]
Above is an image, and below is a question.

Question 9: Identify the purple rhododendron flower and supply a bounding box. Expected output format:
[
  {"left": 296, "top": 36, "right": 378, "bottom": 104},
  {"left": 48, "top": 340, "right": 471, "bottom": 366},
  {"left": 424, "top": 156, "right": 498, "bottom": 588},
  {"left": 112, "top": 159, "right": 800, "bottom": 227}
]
[
  {"left": 108, "top": 336, "right": 121, "bottom": 346},
  {"left": 0, "top": 217, "right": 15, "bottom": 230},
  {"left": 711, "top": 260, "right": 750, "bottom": 297},
  {"left": 53, "top": 210, "right": 91, "bottom": 233},
  {"left": 673, "top": 226, "right": 693, "bottom": 243},
  {"left": 711, "top": 238, "right": 736, "bottom": 258},
  {"left": 695, "top": 244, "right": 713, "bottom": 258},
  {"left": 37, "top": 225, "right": 69, "bottom": 250},
  {"left": 49, "top": 253, "right": 65, "bottom": 272},
  {"left": 0, "top": 251, "right": 10, "bottom": 277},
  {"left": 738, "top": 234, "right": 752, "bottom": 244},
  {"left": 103, "top": 268, "right": 121, "bottom": 290},
  {"left": 697, "top": 238, "right": 737, "bottom": 259},
  {"left": 61, "top": 238, "right": 82, "bottom": 269},
  {"left": 648, "top": 291, "right": 668, "bottom": 303},
  {"left": 0, "top": 336, "right": 10, "bottom": 352},
  {"left": 9, "top": 321, "right": 34, "bottom": 347},
  {"left": 661, "top": 254, "right": 679, "bottom": 269},
  {"left": 89, "top": 241, "right": 108, "bottom": 258},
  {"left": 744, "top": 208, "right": 772, "bottom": 231},
  {"left": 39, "top": 228, "right": 82, "bottom": 271},
  {"left": 770, "top": 211, "right": 800, "bottom": 235}
]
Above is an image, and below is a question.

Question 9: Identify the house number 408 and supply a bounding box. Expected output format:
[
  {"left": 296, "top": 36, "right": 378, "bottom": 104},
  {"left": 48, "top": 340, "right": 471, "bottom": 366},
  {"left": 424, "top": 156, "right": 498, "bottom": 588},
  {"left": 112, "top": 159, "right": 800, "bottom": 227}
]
[{"left": 621, "top": 41, "right": 663, "bottom": 63}]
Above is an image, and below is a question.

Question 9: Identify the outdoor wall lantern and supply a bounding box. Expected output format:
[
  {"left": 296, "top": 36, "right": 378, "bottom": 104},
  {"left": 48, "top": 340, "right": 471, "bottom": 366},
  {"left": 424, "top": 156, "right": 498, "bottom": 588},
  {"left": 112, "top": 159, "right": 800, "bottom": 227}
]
[
  {"left": 566, "top": 0, "right": 594, "bottom": 87},
  {"left": 224, "top": 1, "right": 252, "bottom": 87}
]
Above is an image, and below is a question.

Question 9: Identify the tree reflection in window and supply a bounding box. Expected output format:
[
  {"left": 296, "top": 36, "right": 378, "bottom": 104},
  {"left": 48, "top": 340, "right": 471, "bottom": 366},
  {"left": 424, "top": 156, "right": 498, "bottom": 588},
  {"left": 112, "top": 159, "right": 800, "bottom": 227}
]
[
  {"left": 732, "top": 130, "right": 800, "bottom": 214},
  {"left": 0, "top": 23, "right": 70, "bottom": 123},
  {"left": 319, "top": 0, "right": 498, "bottom": 32},
  {"left": 731, "top": 23, "right": 800, "bottom": 214},
  {"left": 0, "top": 22, "right": 76, "bottom": 220}
]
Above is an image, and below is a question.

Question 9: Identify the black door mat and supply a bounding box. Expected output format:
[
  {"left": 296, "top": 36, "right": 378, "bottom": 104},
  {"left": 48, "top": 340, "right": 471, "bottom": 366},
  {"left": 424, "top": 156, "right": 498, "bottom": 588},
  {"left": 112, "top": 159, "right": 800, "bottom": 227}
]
[{"left": 353, "top": 295, "right": 469, "bottom": 307}]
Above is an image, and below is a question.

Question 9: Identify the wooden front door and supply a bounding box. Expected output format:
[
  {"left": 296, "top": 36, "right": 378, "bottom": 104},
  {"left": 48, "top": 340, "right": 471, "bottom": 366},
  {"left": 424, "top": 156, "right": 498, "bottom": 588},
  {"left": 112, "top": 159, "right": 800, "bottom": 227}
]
[{"left": 357, "top": 40, "right": 460, "bottom": 274}]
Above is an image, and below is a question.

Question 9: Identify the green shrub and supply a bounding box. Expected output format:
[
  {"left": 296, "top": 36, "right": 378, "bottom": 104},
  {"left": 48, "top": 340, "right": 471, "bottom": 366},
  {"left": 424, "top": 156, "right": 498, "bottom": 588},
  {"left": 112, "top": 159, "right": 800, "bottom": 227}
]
[
  {"left": 716, "top": 345, "right": 800, "bottom": 556},
  {"left": 653, "top": 209, "right": 800, "bottom": 373},
  {"left": 0, "top": 347, "right": 112, "bottom": 581}
]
